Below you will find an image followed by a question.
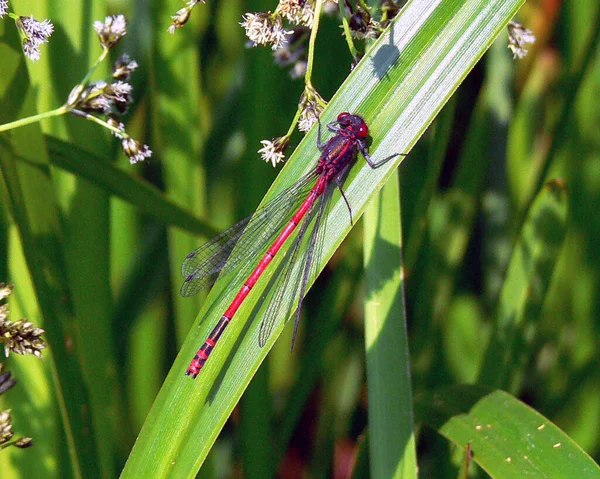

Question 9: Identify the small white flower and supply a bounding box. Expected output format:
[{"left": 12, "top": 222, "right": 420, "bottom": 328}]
[
  {"left": 298, "top": 89, "right": 325, "bottom": 131},
  {"left": 22, "top": 40, "right": 41, "bottom": 61},
  {"left": 113, "top": 54, "right": 138, "bottom": 81},
  {"left": 86, "top": 80, "right": 108, "bottom": 95},
  {"left": 72, "top": 81, "right": 109, "bottom": 113},
  {"left": 169, "top": 7, "right": 192, "bottom": 33},
  {"left": 104, "top": 81, "right": 133, "bottom": 114},
  {"left": 94, "top": 14, "right": 127, "bottom": 49},
  {"left": 20, "top": 16, "right": 54, "bottom": 41},
  {"left": 17, "top": 16, "right": 54, "bottom": 61},
  {"left": 107, "top": 117, "right": 126, "bottom": 138},
  {"left": 507, "top": 20, "right": 535, "bottom": 59},
  {"left": 240, "top": 12, "right": 292, "bottom": 50},
  {"left": 107, "top": 81, "right": 132, "bottom": 102},
  {"left": 68, "top": 80, "right": 133, "bottom": 114},
  {"left": 121, "top": 138, "right": 152, "bottom": 164},
  {"left": 0, "top": 0, "right": 9, "bottom": 18},
  {"left": 298, "top": 108, "right": 319, "bottom": 132},
  {"left": 0, "top": 409, "right": 13, "bottom": 444},
  {"left": 258, "top": 137, "right": 288, "bottom": 167},
  {"left": 0, "top": 293, "right": 47, "bottom": 358},
  {"left": 279, "top": 0, "right": 315, "bottom": 28},
  {"left": 15, "top": 437, "right": 33, "bottom": 448},
  {"left": 0, "top": 284, "right": 12, "bottom": 302}
]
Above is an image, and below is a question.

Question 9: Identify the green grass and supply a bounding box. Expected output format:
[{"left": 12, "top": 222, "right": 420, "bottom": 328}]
[{"left": 1, "top": 0, "right": 600, "bottom": 477}]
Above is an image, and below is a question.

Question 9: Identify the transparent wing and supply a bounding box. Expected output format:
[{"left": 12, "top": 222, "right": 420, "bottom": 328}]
[
  {"left": 181, "top": 170, "right": 319, "bottom": 297},
  {"left": 258, "top": 190, "right": 332, "bottom": 348}
]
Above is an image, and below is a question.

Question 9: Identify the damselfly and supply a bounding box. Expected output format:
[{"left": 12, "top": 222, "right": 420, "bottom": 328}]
[{"left": 182, "top": 112, "right": 403, "bottom": 378}]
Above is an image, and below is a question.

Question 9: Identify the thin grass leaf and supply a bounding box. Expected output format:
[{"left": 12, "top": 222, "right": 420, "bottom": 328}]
[
  {"left": 45, "top": 136, "right": 217, "bottom": 238},
  {"left": 364, "top": 173, "right": 416, "bottom": 478},
  {"left": 121, "top": 0, "right": 524, "bottom": 476}
]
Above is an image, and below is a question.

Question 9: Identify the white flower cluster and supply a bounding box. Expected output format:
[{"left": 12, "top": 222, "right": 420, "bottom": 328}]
[
  {"left": 18, "top": 15, "right": 54, "bottom": 61},
  {"left": 240, "top": 12, "right": 292, "bottom": 51},
  {"left": 94, "top": 14, "right": 127, "bottom": 49},
  {"left": 507, "top": 21, "right": 536, "bottom": 59}
]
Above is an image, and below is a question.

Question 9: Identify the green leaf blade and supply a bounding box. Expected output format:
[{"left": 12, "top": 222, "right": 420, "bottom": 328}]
[
  {"left": 418, "top": 386, "right": 600, "bottom": 478},
  {"left": 121, "top": 0, "right": 525, "bottom": 476},
  {"left": 364, "top": 174, "right": 417, "bottom": 478}
]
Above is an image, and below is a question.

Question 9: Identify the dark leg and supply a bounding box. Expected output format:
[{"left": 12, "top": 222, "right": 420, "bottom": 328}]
[
  {"left": 317, "top": 117, "right": 325, "bottom": 150},
  {"left": 360, "top": 139, "right": 406, "bottom": 168},
  {"left": 336, "top": 178, "right": 353, "bottom": 225},
  {"left": 318, "top": 119, "right": 344, "bottom": 150},
  {"left": 335, "top": 164, "right": 353, "bottom": 225},
  {"left": 327, "top": 123, "right": 341, "bottom": 135},
  {"left": 317, "top": 117, "right": 333, "bottom": 151}
]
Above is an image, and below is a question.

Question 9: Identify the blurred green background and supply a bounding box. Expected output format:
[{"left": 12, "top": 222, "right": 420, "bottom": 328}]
[{"left": 0, "top": 0, "right": 599, "bottom": 477}]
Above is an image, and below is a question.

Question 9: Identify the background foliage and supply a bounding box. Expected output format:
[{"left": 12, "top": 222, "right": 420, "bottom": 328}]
[{"left": 0, "top": 0, "right": 599, "bottom": 477}]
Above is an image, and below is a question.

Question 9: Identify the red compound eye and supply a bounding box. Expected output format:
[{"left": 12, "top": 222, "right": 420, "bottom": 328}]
[
  {"left": 357, "top": 122, "right": 369, "bottom": 138},
  {"left": 337, "top": 112, "right": 350, "bottom": 122}
]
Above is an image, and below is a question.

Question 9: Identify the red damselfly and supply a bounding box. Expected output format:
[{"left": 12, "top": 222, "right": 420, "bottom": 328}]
[{"left": 181, "top": 112, "right": 403, "bottom": 378}]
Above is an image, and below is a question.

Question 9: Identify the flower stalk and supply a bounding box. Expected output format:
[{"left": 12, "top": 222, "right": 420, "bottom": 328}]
[
  {"left": 0, "top": 15, "right": 151, "bottom": 164},
  {"left": 241, "top": 0, "right": 399, "bottom": 165}
]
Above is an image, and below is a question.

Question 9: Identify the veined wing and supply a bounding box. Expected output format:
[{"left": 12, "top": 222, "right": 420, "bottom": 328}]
[
  {"left": 181, "top": 170, "right": 319, "bottom": 297},
  {"left": 258, "top": 188, "right": 332, "bottom": 348}
]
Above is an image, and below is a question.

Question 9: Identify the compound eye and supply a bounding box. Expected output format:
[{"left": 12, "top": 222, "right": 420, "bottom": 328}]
[
  {"left": 337, "top": 112, "right": 350, "bottom": 122},
  {"left": 357, "top": 122, "right": 369, "bottom": 138}
]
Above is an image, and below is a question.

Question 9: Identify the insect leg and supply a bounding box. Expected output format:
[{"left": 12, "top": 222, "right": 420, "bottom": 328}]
[
  {"left": 359, "top": 139, "right": 405, "bottom": 168},
  {"left": 335, "top": 175, "right": 353, "bottom": 225}
]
